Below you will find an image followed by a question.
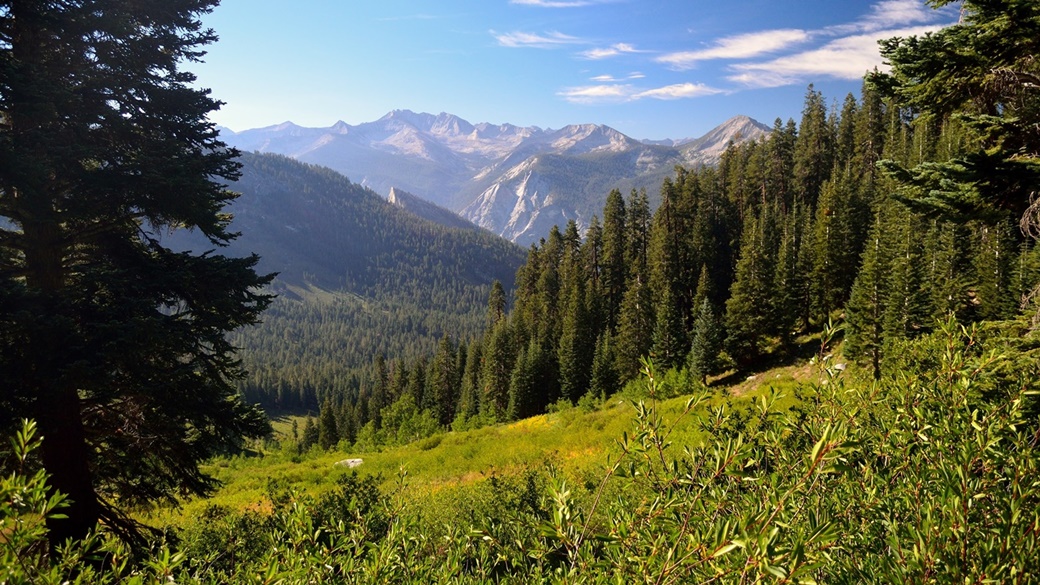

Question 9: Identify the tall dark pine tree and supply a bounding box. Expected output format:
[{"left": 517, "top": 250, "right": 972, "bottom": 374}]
[
  {"left": 846, "top": 201, "right": 896, "bottom": 379},
  {"left": 600, "top": 189, "right": 628, "bottom": 330},
  {"left": 873, "top": 0, "right": 1040, "bottom": 228},
  {"left": 0, "top": 1, "right": 272, "bottom": 545}
]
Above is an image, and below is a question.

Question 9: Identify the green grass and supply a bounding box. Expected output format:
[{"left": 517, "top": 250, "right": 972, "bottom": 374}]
[{"left": 148, "top": 358, "right": 823, "bottom": 528}]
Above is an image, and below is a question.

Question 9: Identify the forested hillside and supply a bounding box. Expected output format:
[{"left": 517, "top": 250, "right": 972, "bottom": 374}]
[
  {"left": 299, "top": 77, "right": 1040, "bottom": 451},
  {"left": 171, "top": 153, "right": 528, "bottom": 411}
]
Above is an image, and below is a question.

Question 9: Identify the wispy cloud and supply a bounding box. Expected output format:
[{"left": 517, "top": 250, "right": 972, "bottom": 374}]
[
  {"left": 493, "top": 30, "right": 584, "bottom": 48},
  {"left": 559, "top": 81, "right": 724, "bottom": 104},
  {"left": 657, "top": 29, "right": 810, "bottom": 69},
  {"left": 589, "top": 72, "right": 645, "bottom": 82},
  {"left": 859, "top": 0, "right": 944, "bottom": 32},
  {"left": 558, "top": 84, "right": 636, "bottom": 103},
  {"left": 728, "top": 25, "right": 946, "bottom": 88},
  {"left": 580, "top": 42, "right": 646, "bottom": 60},
  {"left": 634, "top": 83, "right": 724, "bottom": 100}
]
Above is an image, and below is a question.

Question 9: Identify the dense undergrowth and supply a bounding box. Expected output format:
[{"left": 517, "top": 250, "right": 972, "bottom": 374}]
[{"left": 4, "top": 318, "right": 1040, "bottom": 583}]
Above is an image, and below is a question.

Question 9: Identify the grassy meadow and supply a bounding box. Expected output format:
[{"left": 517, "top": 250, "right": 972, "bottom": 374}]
[{"left": 150, "top": 356, "right": 815, "bottom": 530}]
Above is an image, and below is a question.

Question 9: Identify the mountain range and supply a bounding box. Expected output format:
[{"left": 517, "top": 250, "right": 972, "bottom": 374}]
[{"left": 220, "top": 111, "right": 770, "bottom": 245}]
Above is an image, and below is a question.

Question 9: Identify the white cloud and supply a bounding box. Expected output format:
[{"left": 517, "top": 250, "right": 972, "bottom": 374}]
[
  {"left": 558, "top": 84, "right": 636, "bottom": 104},
  {"left": 589, "top": 72, "right": 645, "bottom": 82},
  {"left": 657, "top": 29, "right": 810, "bottom": 69},
  {"left": 493, "top": 30, "right": 584, "bottom": 48},
  {"left": 634, "top": 82, "right": 724, "bottom": 100},
  {"left": 728, "top": 25, "right": 945, "bottom": 87},
  {"left": 559, "top": 81, "right": 724, "bottom": 104},
  {"left": 580, "top": 42, "right": 645, "bottom": 60},
  {"left": 860, "top": 0, "right": 942, "bottom": 31}
]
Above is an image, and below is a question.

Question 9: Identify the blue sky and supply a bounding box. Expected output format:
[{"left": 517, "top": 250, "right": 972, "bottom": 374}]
[{"left": 194, "top": 0, "right": 959, "bottom": 140}]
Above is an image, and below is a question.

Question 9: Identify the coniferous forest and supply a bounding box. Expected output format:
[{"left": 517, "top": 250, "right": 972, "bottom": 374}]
[
  {"left": 4, "top": 0, "right": 1040, "bottom": 583},
  {"left": 288, "top": 79, "right": 1040, "bottom": 451}
]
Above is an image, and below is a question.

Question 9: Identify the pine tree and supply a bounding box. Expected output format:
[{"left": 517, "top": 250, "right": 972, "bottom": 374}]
[
  {"left": 601, "top": 189, "right": 628, "bottom": 331},
  {"left": 428, "top": 336, "right": 459, "bottom": 426},
  {"left": 615, "top": 276, "right": 654, "bottom": 381},
  {"left": 0, "top": 0, "right": 273, "bottom": 544},
  {"left": 301, "top": 416, "right": 320, "bottom": 451},
  {"left": 651, "top": 284, "right": 686, "bottom": 370},
  {"left": 812, "top": 175, "right": 859, "bottom": 321},
  {"left": 558, "top": 276, "right": 592, "bottom": 402},
  {"left": 318, "top": 399, "right": 339, "bottom": 451},
  {"left": 687, "top": 298, "right": 726, "bottom": 386},
  {"left": 873, "top": 0, "right": 1040, "bottom": 227},
  {"left": 481, "top": 319, "right": 515, "bottom": 421},
  {"left": 454, "top": 341, "right": 483, "bottom": 424},
  {"left": 589, "top": 333, "right": 619, "bottom": 400},
  {"left": 725, "top": 207, "right": 778, "bottom": 364},
  {"left": 972, "top": 223, "right": 1018, "bottom": 320},
  {"left": 846, "top": 202, "right": 897, "bottom": 379},
  {"left": 792, "top": 85, "right": 835, "bottom": 208},
  {"left": 882, "top": 210, "right": 931, "bottom": 346},
  {"left": 507, "top": 344, "right": 533, "bottom": 421},
  {"left": 486, "top": 280, "right": 507, "bottom": 330}
]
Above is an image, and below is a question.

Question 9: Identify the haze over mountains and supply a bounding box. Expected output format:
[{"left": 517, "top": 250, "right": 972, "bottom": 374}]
[{"left": 220, "top": 111, "right": 770, "bottom": 245}]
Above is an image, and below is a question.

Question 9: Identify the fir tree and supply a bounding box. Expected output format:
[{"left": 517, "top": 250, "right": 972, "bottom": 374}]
[
  {"left": 0, "top": 0, "right": 273, "bottom": 544},
  {"left": 481, "top": 319, "right": 515, "bottom": 421},
  {"left": 846, "top": 202, "right": 896, "bottom": 379},
  {"left": 589, "top": 333, "right": 619, "bottom": 401},
  {"left": 651, "top": 284, "right": 687, "bottom": 371},
  {"left": 687, "top": 298, "right": 726, "bottom": 386},
  {"left": 725, "top": 208, "right": 777, "bottom": 364},
  {"left": 601, "top": 189, "right": 628, "bottom": 330},
  {"left": 558, "top": 276, "right": 592, "bottom": 402},
  {"left": 318, "top": 399, "right": 339, "bottom": 451},
  {"left": 614, "top": 276, "right": 654, "bottom": 380}
]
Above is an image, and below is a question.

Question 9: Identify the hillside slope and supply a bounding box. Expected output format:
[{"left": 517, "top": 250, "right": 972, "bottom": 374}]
[{"left": 167, "top": 153, "right": 527, "bottom": 407}]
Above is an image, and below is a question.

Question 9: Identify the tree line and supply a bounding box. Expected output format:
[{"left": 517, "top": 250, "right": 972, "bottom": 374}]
[{"left": 299, "top": 77, "right": 1040, "bottom": 451}]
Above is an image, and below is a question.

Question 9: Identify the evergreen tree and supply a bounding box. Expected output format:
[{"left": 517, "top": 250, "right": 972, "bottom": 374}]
[
  {"left": 972, "top": 223, "right": 1018, "bottom": 321},
  {"left": 486, "top": 280, "right": 507, "bottom": 330},
  {"left": 873, "top": 0, "right": 1040, "bottom": 228},
  {"left": 882, "top": 211, "right": 931, "bottom": 346},
  {"left": 614, "top": 276, "right": 654, "bottom": 380},
  {"left": 454, "top": 341, "right": 483, "bottom": 424},
  {"left": 318, "top": 399, "right": 339, "bottom": 451},
  {"left": 725, "top": 208, "right": 778, "bottom": 364},
  {"left": 507, "top": 340, "right": 543, "bottom": 421},
  {"left": 601, "top": 189, "right": 628, "bottom": 330},
  {"left": 301, "top": 416, "right": 320, "bottom": 451},
  {"left": 558, "top": 276, "right": 592, "bottom": 402},
  {"left": 589, "top": 333, "right": 619, "bottom": 400},
  {"left": 772, "top": 205, "right": 804, "bottom": 346},
  {"left": 792, "top": 85, "right": 835, "bottom": 208},
  {"left": 428, "top": 336, "right": 459, "bottom": 426},
  {"left": 687, "top": 298, "right": 726, "bottom": 386},
  {"left": 812, "top": 174, "right": 859, "bottom": 320},
  {"left": 651, "top": 284, "right": 686, "bottom": 370},
  {"left": 0, "top": 0, "right": 272, "bottom": 544},
  {"left": 481, "top": 319, "right": 515, "bottom": 421},
  {"left": 846, "top": 202, "right": 897, "bottom": 379}
]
